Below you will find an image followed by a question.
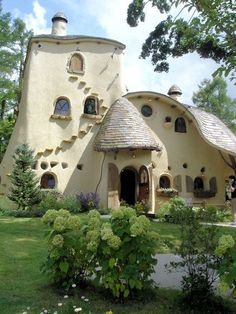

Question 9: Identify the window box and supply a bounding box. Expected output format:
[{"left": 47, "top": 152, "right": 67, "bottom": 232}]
[
  {"left": 50, "top": 114, "right": 72, "bottom": 121},
  {"left": 156, "top": 188, "right": 178, "bottom": 197},
  {"left": 193, "top": 190, "right": 216, "bottom": 198}
]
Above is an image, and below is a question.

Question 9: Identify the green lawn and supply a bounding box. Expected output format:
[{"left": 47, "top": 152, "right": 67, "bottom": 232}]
[{"left": 0, "top": 217, "right": 236, "bottom": 314}]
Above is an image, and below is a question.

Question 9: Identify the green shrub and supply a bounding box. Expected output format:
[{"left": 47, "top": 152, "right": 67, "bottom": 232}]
[
  {"left": 41, "top": 209, "right": 93, "bottom": 289},
  {"left": 96, "top": 207, "right": 159, "bottom": 299},
  {"left": 197, "top": 206, "right": 232, "bottom": 222},
  {"left": 57, "top": 195, "right": 81, "bottom": 213},
  {"left": 39, "top": 191, "right": 80, "bottom": 213},
  {"left": 169, "top": 206, "right": 230, "bottom": 313},
  {"left": 158, "top": 196, "right": 187, "bottom": 223},
  {"left": 97, "top": 207, "right": 111, "bottom": 215},
  {"left": 0, "top": 208, "right": 16, "bottom": 216},
  {"left": 41, "top": 207, "right": 159, "bottom": 298},
  {"left": 133, "top": 201, "right": 150, "bottom": 215},
  {"left": 216, "top": 235, "right": 236, "bottom": 298}
]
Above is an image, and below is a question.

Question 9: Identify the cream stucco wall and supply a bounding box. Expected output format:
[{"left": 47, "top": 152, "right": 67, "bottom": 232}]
[
  {"left": 0, "top": 36, "right": 126, "bottom": 199},
  {"left": 0, "top": 34, "right": 234, "bottom": 212},
  {"left": 126, "top": 93, "right": 232, "bottom": 210}
]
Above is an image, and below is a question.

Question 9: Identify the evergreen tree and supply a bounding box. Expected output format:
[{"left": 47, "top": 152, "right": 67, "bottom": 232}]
[{"left": 8, "top": 144, "right": 41, "bottom": 210}]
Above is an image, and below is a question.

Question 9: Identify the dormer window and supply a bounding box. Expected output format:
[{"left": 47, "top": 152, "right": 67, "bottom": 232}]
[
  {"left": 84, "top": 97, "right": 98, "bottom": 115},
  {"left": 68, "top": 53, "right": 84, "bottom": 74},
  {"left": 175, "top": 117, "right": 186, "bottom": 133},
  {"left": 54, "top": 98, "right": 70, "bottom": 116}
]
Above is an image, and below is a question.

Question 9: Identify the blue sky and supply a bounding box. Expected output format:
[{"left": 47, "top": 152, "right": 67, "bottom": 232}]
[{"left": 3, "top": 0, "right": 235, "bottom": 103}]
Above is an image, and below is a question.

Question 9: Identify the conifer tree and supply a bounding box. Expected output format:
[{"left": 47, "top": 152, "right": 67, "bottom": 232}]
[{"left": 8, "top": 144, "right": 41, "bottom": 210}]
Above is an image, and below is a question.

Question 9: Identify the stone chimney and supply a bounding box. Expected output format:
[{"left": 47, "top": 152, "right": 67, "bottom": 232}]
[
  {"left": 167, "top": 84, "right": 182, "bottom": 102},
  {"left": 51, "top": 12, "right": 68, "bottom": 36}
]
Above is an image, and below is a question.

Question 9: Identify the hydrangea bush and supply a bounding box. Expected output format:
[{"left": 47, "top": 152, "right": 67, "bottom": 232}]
[
  {"left": 41, "top": 209, "right": 95, "bottom": 289},
  {"left": 42, "top": 207, "right": 159, "bottom": 298},
  {"left": 96, "top": 207, "right": 158, "bottom": 298}
]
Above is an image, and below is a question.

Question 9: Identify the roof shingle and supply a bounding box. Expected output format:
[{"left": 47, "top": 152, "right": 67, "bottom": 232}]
[{"left": 94, "top": 98, "right": 161, "bottom": 152}]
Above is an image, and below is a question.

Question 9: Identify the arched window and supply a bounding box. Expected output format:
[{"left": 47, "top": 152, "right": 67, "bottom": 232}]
[
  {"left": 54, "top": 98, "right": 70, "bottom": 116},
  {"left": 84, "top": 97, "right": 98, "bottom": 115},
  {"left": 40, "top": 173, "right": 56, "bottom": 189},
  {"left": 175, "top": 117, "right": 186, "bottom": 133},
  {"left": 159, "top": 175, "right": 170, "bottom": 188},
  {"left": 194, "top": 177, "right": 204, "bottom": 190},
  {"left": 69, "top": 53, "right": 84, "bottom": 73}
]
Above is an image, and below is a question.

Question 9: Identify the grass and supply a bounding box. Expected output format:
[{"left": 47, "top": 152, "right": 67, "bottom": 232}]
[
  {"left": 0, "top": 217, "right": 181, "bottom": 314},
  {"left": 1, "top": 216, "right": 236, "bottom": 313}
]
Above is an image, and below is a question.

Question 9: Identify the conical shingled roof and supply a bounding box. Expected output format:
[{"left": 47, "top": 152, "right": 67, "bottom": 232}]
[{"left": 94, "top": 98, "right": 161, "bottom": 152}]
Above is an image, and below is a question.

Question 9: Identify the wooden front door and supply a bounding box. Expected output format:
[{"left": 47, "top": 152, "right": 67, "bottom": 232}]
[
  {"left": 138, "top": 166, "right": 149, "bottom": 202},
  {"left": 108, "top": 163, "right": 119, "bottom": 209}
]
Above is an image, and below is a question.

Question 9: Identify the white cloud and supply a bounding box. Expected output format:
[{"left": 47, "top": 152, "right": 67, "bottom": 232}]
[{"left": 23, "top": 0, "right": 50, "bottom": 34}]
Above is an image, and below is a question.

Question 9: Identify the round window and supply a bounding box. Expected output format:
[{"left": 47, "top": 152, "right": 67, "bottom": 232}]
[{"left": 141, "top": 105, "right": 152, "bottom": 117}]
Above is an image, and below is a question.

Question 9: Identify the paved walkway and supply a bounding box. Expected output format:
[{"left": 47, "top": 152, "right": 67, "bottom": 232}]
[
  {"left": 152, "top": 222, "right": 236, "bottom": 290},
  {"left": 152, "top": 254, "right": 183, "bottom": 289}
]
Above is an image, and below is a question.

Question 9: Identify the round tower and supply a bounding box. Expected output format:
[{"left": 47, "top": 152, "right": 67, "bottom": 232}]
[{"left": 51, "top": 12, "right": 68, "bottom": 36}]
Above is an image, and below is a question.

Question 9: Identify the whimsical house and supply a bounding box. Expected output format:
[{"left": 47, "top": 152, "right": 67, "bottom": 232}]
[{"left": 0, "top": 13, "right": 236, "bottom": 212}]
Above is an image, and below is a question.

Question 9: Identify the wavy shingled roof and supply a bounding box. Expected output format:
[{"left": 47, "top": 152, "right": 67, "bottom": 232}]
[
  {"left": 94, "top": 98, "right": 161, "bottom": 152},
  {"left": 188, "top": 107, "right": 236, "bottom": 156}
]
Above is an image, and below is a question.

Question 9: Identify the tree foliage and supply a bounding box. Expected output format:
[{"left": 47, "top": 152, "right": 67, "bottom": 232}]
[
  {"left": 192, "top": 77, "right": 236, "bottom": 133},
  {"left": 0, "top": 0, "right": 32, "bottom": 118},
  {"left": 0, "top": 114, "right": 15, "bottom": 161},
  {"left": 127, "top": 0, "right": 236, "bottom": 81},
  {"left": 8, "top": 144, "right": 41, "bottom": 210}
]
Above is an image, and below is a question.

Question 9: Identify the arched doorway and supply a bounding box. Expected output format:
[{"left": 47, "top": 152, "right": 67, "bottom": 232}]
[{"left": 120, "top": 167, "right": 137, "bottom": 205}]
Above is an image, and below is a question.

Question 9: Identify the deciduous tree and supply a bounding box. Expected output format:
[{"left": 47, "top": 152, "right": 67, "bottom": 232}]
[
  {"left": 0, "top": 0, "right": 32, "bottom": 118},
  {"left": 127, "top": 0, "right": 236, "bottom": 81}
]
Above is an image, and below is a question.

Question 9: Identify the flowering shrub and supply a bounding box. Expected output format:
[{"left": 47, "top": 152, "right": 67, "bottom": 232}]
[
  {"left": 76, "top": 192, "right": 100, "bottom": 212},
  {"left": 42, "top": 207, "right": 159, "bottom": 298},
  {"left": 96, "top": 207, "right": 159, "bottom": 299},
  {"left": 215, "top": 234, "right": 236, "bottom": 297},
  {"left": 41, "top": 209, "right": 95, "bottom": 289}
]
